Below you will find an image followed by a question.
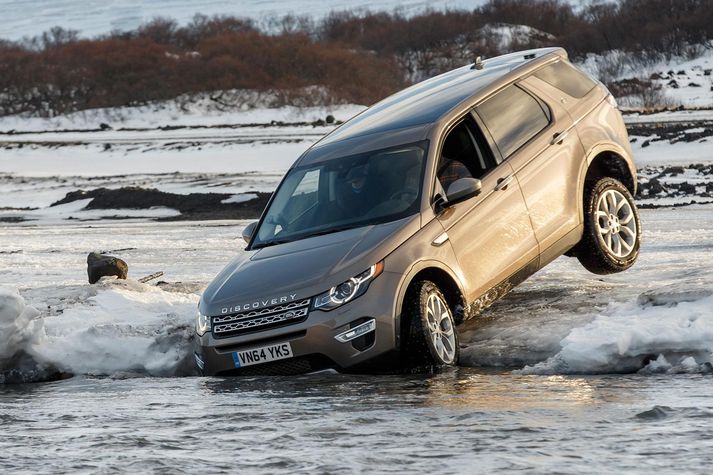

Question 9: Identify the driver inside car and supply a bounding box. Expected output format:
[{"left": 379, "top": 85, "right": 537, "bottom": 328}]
[
  {"left": 437, "top": 156, "right": 472, "bottom": 192},
  {"left": 336, "top": 163, "right": 380, "bottom": 218}
]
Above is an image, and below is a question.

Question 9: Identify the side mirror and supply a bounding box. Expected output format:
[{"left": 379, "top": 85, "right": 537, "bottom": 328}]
[
  {"left": 445, "top": 178, "right": 482, "bottom": 206},
  {"left": 242, "top": 221, "right": 258, "bottom": 244}
]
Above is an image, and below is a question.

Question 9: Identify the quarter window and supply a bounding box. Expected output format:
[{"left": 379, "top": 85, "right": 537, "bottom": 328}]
[
  {"left": 534, "top": 60, "right": 597, "bottom": 98},
  {"left": 476, "top": 85, "right": 550, "bottom": 159}
]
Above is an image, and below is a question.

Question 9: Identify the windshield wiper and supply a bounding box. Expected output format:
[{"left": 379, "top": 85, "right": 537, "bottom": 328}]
[
  {"left": 256, "top": 224, "right": 364, "bottom": 249},
  {"left": 296, "top": 224, "right": 364, "bottom": 241}
]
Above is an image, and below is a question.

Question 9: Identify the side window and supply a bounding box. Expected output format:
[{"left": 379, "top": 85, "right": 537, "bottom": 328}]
[
  {"left": 533, "top": 60, "right": 597, "bottom": 98},
  {"left": 476, "top": 85, "right": 550, "bottom": 159},
  {"left": 437, "top": 118, "right": 495, "bottom": 192}
]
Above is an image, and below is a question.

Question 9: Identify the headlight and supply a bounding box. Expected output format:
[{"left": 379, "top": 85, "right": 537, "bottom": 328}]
[
  {"left": 313, "top": 261, "right": 384, "bottom": 311},
  {"left": 196, "top": 309, "right": 211, "bottom": 336}
]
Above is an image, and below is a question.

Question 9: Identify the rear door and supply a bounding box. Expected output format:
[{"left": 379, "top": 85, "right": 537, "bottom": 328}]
[
  {"left": 434, "top": 116, "right": 539, "bottom": 303},
  {"left": 475, "top": 83, "right": 584, "bottom": 257}
]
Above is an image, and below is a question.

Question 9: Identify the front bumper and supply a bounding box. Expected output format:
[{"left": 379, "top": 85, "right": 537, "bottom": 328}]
[{"left": 195, "top": 271, "right": 402, "bottom": 375}]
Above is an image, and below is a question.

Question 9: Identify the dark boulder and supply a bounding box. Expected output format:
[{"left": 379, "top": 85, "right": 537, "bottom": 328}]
[
  {"left": 646, "top": 178, "right": 666, "bottom": 195},
  {"left": 677, "top": 182, "right": 696, "bottom": 195},
  {"left": 87, "top": 252, "right": 128, "bottom": 284}
]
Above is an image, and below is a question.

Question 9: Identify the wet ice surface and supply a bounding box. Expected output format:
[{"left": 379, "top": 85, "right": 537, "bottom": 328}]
[{"left": 1, "top": 206, "right": 713, "bottom": 472}]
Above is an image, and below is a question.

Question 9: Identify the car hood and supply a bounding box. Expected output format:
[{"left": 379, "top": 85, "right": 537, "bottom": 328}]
[{"left": 200, "top": 215, "right": 420, "bottom": 316}]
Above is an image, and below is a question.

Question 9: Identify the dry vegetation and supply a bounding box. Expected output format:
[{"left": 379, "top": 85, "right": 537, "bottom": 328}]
[{"left": 1, "top": 0, "right": 712, "bottom": 117}]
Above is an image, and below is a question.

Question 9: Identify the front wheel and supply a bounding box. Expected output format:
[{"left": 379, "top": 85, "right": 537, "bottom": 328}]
[
  {"left": 575, "top": 177, "right": 641, "bottom": 274},
  {"left": 403, "top": 280, "right": 459, "bottom": 369}
]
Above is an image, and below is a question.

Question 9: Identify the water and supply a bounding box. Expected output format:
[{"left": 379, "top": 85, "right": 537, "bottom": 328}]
[
  {"left": 2, "top": 206, "right": 713, "bottom": 472},
  {"left": 2, "top": 371, "right": 712, "bottom": 473}
]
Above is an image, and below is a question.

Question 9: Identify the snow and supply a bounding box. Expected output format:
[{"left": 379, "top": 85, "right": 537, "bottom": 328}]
[
  {"left": 578, "top": 48, "right": 713, "bottom": 109},
  {"left": 0, "top": 198, "right": 181, "bottom": 224},
  {"left": 32, "top": 279, "right": 198, "bottom": 377},
  {"left": 0, "top": 0, "right": 491, "bottom": 41},
  {"left": 0, "top": 97, "right": 366, "bottom": 133},
  {"left": 0, "top": 288, "right": 42, "bottom": 361},
  {"left": 631, "top": 136, "right": 713, "bottom": 166},
  {"left": 221, "top": 193, "right": 258, "bottom": 204},
  {"left": 519, "top": 291, "right": 713, "bottom": 375},
  {"left": 624, "top": 109, "right": 713, "bottom": 124},
  {"left": 0, "top": 280, "right": 198, "bottom": 379}
]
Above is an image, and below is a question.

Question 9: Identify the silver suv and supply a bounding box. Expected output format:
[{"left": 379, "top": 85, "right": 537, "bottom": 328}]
[{"left": 194, "top": 47, "right": 640, "bottom": 375}]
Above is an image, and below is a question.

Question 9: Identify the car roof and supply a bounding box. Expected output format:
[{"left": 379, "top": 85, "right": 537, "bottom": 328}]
[{"left": 297, "top": 47, "right": 566, "bottom": 166}]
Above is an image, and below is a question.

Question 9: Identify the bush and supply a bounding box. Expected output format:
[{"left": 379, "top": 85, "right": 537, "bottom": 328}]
[{"left": 1, "top": 0, "right": 712, "bottom": 116}]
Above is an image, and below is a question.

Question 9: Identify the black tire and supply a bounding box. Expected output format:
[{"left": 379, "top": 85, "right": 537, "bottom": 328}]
[
  {"left": 575, "top": 177, "right": 641, "bottom": 275},
  {"left": 402, "top": 280, "right": 459, "bottom": 369}
]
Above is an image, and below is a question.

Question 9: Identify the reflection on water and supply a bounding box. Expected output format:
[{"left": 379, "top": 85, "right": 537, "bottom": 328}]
[{"left": 1, "top": 369, "right": 711, "bottom": 473}]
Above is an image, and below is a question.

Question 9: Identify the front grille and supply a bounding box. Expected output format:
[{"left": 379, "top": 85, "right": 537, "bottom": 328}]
[{"left": 212, "top": 299, "right": 311, "bottom": 338}]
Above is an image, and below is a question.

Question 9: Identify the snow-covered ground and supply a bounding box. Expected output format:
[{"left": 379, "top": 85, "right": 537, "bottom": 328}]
[
  {"left": 580, "top": 48, "right": 713, "bottom": 109},
  {"left": 0, "top": 0, "right": 490, "bottom": 41}
]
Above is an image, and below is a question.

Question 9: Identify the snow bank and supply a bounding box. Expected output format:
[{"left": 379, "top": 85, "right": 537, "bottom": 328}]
[
  {"left": 519, "top": 284, "right": 713, "bottom": 375},
  {"left": 0, "top": 288, "right": 42, "bottom": 360},
  {"left": 1, "top": 279, "right": 201, "bottom": 383}
]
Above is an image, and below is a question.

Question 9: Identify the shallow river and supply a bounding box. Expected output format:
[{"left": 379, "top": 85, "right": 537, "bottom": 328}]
[
  {"left": 2, "top": 207, "right": 713, "bottom": 473},
  {"left": 2, "top": 371, "right": 713, "bottom": 473}
]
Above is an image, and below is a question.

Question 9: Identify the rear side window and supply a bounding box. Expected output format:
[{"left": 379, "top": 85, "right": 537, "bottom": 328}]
[
  {"left": 533, "top": 61, "right": 597, "bottom": 98},
  {"left": 476, "top": 85, "right": 550, "bottom": 159}
]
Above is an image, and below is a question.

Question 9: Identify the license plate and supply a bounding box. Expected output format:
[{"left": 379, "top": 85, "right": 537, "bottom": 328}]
[{"left": 231, "top": 342, "right": 293, "bottom": 368}]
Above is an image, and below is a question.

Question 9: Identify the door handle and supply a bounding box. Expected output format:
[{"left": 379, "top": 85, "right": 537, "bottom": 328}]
[
  {"left": 550, "top": 130, "right": 570, "bottom": 145},
  {"left": 494, "top": 175, "right": 513, "bottom": 191}
]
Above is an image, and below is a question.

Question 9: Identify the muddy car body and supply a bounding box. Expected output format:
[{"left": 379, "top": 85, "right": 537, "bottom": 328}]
[{"left": 195, "top": 47, "right": 640, "bottom": 375}]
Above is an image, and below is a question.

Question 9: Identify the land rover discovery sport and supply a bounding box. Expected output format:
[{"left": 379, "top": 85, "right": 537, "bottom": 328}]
[{"left": 194, "top": 47, "right": 641, "bottom": 375}]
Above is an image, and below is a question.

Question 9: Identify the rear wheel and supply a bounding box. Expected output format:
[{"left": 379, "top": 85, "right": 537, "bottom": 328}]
[
  {"left": 403, "top": 280, "right": 459, "bottom": 369},
  {"left": 575, "top": 177, "right": 641, "bottom": 274}
]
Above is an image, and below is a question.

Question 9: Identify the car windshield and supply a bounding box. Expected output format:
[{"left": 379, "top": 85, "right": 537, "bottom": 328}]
[{"left": 252, "top": 141, "right": 428, "bottom": 248}]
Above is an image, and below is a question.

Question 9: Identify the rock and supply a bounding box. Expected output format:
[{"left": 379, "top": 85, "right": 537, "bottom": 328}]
[
  {"left": 99, "top": 123, "right": 111, "bottom": 130},
  {"left": 688, "top": 82, "right": 701, "bottom": 87},
  {"left": 677, "top": 70, "right": 686, "bottom": 75},
  {"left": 678, "top": 182, "right": 696, "bottom": 195},
  {"left": 663, "top": 166, "right": 684, "bottom": 176},
  {"left": 647, "top": 178, "right": 666, "bottom": 195},
  {"left": 325, "top": 114, "right": 335, "bottom": 124},
  {"left": 649, "top": 72, "right": 663, "bottom": 80},
  {"left": 641, "top": 140, "right": 650, "bottom": 148},
  {"left": 87, "top": 252, "right": 128, "bottom": 284},
  {"left": 667, "top": 79, "right": 679, "bottom": 88}
]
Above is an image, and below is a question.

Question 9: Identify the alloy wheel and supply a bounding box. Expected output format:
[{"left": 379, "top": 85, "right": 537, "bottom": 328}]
[
  {"left": 425, "top": 293, "right": 456, "bottom": 364},
  {"left": 595, "top": 189, "right": 637, "bottom": 258}
]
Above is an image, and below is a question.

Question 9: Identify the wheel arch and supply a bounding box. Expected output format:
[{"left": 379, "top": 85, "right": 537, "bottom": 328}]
[
  {"left": 575, "top": 145, "right": 636, "bottom": 223},
  {"left": 393, "top": 261, "right": 467, "bottom": 349},
  {"left": 583, "top": 145, "right": 637, "bottom": 195}
]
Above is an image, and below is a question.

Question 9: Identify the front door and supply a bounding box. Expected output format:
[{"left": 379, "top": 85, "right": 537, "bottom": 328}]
[{"left": 434, "top": 116, "right": 539, "bottom": 305}]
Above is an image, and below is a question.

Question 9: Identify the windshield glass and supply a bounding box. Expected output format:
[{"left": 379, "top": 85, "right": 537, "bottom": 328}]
[{"left": 252, "top": 141, "right": 427, "bottom": 248}]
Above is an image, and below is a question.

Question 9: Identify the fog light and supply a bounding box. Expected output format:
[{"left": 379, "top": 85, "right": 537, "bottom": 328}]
[{"left": 335, "top": 319, "right": 376, "bottom": 343}]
